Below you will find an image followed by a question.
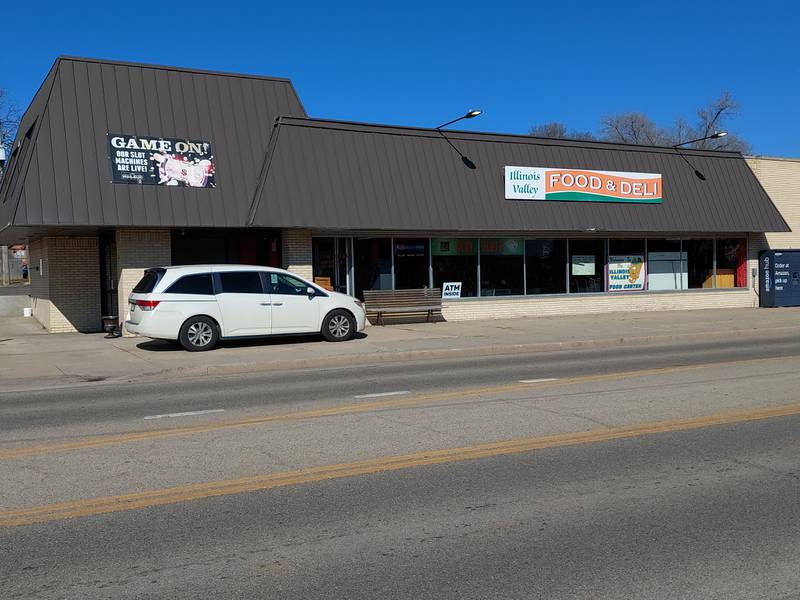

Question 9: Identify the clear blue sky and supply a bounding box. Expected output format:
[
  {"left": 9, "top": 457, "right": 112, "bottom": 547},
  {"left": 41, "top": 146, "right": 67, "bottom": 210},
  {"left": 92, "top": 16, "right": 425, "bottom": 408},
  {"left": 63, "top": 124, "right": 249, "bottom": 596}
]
[{"left": 2, "top": 0, "right": 798, "bottom": 156}]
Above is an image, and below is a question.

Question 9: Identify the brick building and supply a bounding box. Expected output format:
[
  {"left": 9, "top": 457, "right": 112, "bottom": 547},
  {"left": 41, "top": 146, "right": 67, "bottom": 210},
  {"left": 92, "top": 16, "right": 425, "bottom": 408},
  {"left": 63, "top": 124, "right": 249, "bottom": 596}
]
[{"left": 0, "top": 57, "right": 795, "bottom": 333}]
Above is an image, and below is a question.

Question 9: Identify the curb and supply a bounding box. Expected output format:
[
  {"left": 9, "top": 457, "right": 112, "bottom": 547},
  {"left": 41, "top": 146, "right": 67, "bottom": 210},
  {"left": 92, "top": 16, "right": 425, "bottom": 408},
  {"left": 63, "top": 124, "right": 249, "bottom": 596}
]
[{"left": 129, "top": 324, "right": 800, "bottom": 382}]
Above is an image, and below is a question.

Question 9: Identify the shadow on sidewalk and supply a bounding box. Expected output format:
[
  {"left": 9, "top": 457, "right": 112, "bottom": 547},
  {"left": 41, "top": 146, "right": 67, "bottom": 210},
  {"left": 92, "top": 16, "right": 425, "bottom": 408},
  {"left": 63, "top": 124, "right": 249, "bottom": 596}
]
[{"left": 136, "top": 331, "right": 368, "bottom": 352}]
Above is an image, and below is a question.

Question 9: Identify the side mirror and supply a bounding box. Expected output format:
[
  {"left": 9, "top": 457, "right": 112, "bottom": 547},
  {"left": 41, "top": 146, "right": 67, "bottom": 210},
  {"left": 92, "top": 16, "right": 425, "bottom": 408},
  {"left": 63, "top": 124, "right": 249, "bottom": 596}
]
[{"left": 307, "top": 286, "right": 316, "bottom": 298}]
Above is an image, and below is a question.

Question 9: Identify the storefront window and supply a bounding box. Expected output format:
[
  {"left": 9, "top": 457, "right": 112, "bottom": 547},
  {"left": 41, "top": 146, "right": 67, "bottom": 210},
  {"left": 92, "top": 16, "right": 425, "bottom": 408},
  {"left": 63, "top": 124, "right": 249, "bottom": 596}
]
[
  {"left": 394, "top": 238, "right": 430, "bottom": 289},
  {"left": 480, "top": 239, "right": 524, "bottom": 296},
  {"left": 569, "top": 239, "right": 605, "bottom": 293},
  {"left": 685, "top": 239, "right": 714, "bottom": 288},
  {"left": 432, "top": 238, "right": 477, "bottom": 298},
  {"left": 171, "top": 230, "right": 280, "bottom": 267},
  {"left": 608, "top": 239, "right": 645, "bottom": 255},
  {"left": 354, "top": 238, "right": 392, "bottom": 298},
  {"left": 647, "top": 239, "right": 686, "bottom": 290},
  {"left": 525, "top": 239, "right": 566, "bottom": 294},
  {"left": 716, "top": 238, "right": 747, "bottom": 288}
]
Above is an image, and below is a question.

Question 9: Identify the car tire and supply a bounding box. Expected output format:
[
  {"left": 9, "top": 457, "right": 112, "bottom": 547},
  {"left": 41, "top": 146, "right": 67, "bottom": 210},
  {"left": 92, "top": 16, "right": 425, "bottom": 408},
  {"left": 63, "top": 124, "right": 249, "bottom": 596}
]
[
  {"left": 179, "top": 316, "right": 219, "bottom": 352},
  {"left": 321, "top": 309, "right": 355, "bottom": 342}
]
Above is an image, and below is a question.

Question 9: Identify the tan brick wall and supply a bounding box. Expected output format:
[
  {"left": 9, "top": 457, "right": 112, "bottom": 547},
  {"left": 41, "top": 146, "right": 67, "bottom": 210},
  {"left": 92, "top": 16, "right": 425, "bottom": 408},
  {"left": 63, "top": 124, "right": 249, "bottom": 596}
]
[
  {"left": 281, "top": 228, "right": 312, "bottom": 280},
  {"left": 443, "top": 289, "right": 755, "bottom": 321},
  {"left": 27, "top": 236, "right": 102, "bottom": 333},
  {"left": 747, "top": 156, "right": 800, "bottom": 249},
  {"left": 746, "top": 157, "right": 800, "bottom": 296},
  {"left": 116, "top": 229, "right": 172, "bottom": 335}
]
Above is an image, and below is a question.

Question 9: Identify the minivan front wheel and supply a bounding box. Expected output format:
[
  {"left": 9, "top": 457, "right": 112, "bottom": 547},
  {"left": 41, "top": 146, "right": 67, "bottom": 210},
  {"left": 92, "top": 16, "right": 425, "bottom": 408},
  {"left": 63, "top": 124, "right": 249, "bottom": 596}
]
[
  {"left": 179, "top": 316, "right": 219, "bottom": 351},
  {"left": 321, "top": 309, "right": 355, "bottom": 342}
]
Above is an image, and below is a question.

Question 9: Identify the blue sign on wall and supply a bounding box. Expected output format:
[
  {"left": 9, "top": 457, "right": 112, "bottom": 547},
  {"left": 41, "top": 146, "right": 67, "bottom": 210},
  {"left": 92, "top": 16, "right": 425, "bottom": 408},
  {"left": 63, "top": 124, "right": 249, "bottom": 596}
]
[{"left": 760, "top": 250, "right": 800, "bottom": 307}]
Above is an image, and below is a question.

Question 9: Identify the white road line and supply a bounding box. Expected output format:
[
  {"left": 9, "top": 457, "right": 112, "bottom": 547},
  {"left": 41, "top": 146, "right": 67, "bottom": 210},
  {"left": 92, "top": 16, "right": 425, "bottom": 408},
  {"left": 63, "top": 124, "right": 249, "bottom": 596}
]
[
  {"left": 143, "top": 409, "right": 226, "bottom": 420},
  {"left": 519, "top": 378, "right": 560, "bottom": 384},
  {"left": 353, "top": 391, "right": 410, "bottom": 399}
]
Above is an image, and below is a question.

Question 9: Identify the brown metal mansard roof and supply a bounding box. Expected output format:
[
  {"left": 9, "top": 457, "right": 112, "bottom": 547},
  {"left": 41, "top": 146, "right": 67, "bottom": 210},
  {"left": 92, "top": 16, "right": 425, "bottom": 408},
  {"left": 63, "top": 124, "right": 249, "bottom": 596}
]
[
  {"left": 0, "top": 56, "right": 306, "bottom": 238},
  {"left": 0, "top": 58, "right": 789, "bottom": 239},
  {"left": 247, "top": 117, "right": 789, "bottom": 234}
]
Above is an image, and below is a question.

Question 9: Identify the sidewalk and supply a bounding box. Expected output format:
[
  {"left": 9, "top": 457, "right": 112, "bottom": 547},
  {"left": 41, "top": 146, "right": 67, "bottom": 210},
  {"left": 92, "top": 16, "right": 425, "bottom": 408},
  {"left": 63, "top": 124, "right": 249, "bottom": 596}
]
[{"left": 0, "top": 307, "right": 798, "bottom": 392}]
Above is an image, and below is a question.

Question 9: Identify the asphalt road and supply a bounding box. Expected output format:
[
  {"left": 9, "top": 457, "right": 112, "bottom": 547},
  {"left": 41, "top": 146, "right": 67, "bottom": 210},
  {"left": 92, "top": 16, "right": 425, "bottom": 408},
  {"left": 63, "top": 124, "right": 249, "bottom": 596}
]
[
  {"left": 3, "top": 413, "right": 800, "bottom": 599},
  {"left": 3, "top": 335, "right": 800, "bottom": 598},
  {"left": 1, "top": 332, "right": 799, "bottom": 432}
]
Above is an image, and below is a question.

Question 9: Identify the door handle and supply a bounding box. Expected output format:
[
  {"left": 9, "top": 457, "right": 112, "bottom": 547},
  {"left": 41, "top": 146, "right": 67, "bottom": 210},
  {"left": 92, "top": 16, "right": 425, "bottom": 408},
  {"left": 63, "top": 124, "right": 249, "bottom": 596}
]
[
  {"left": 259, "top": 302, "right": 270, "bottom": 306},
  {"left": 272, "top": 302, "right": 283, "bottom": 306}
]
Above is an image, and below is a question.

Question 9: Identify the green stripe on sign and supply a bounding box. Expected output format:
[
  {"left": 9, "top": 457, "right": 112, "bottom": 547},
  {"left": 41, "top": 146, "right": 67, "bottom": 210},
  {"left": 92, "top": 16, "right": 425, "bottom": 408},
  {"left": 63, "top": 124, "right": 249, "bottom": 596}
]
[{"left": 545, "top": 191, "right": 662, "bottom": 204}]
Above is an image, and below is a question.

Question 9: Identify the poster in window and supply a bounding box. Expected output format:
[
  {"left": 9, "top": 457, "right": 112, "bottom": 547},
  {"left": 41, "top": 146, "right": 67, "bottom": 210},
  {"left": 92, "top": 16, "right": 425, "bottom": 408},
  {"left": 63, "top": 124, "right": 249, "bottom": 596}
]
[
  {"left": 442, "top": 282, "right": 462, "bottom": 298},
  {"left": 395, "top": 243, "right": 426, "bottom": 258},
  {"left": 608, "top": 255, "right": 646, "bottom": 291},
  {"left": 107, "top": 134, "right": 216, "bottom": 187},
  {"left": 571, "top": 255, "right": 595, "bottom": 276},
  {"left": 432, "top": 239, "right": 476, "bottom": 256}
]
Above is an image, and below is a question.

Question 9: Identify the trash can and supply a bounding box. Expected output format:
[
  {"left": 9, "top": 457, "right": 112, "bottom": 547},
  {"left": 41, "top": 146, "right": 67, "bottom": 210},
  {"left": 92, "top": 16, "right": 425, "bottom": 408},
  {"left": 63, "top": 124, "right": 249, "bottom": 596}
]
[{"left": 101, "top": 315, "right": 121, "bottom": 338}]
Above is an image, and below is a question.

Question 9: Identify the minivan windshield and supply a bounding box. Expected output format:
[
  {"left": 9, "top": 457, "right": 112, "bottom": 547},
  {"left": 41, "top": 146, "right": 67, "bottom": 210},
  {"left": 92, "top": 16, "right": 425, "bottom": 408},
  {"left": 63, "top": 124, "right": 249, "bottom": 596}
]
[{"left": 132, "top": 269, "right": 166, "bottom": 293}]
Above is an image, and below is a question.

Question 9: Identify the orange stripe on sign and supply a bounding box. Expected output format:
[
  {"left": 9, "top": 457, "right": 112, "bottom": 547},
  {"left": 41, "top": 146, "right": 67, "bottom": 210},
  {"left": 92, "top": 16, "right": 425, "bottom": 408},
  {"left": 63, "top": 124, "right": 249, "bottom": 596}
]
[{"left": 546, "top": 169, "right": 661, "bottom": 200}]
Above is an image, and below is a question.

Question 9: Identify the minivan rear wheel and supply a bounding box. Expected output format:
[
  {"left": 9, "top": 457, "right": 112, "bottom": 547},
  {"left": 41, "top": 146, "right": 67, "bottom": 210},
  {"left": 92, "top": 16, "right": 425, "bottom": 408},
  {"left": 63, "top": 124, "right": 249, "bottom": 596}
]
[
  {"left": 179, "top": 316, "right": 219, "bottom": 351},
  {"left": 321, "top": 309, "right": 355, "bottom": 342}
]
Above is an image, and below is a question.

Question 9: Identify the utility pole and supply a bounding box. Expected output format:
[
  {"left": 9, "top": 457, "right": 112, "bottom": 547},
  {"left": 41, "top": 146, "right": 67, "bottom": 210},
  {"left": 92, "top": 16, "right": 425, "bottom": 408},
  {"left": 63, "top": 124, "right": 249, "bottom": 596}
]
[{"left": 1, "top": 245, "right": 9, "bottom": 286}]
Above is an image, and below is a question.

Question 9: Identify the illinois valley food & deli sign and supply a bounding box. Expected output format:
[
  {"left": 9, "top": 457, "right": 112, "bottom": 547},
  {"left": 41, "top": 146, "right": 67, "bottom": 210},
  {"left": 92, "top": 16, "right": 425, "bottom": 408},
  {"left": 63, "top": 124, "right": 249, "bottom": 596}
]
[
  {"left": 108, "top": 134, "right": 216, "bottom": 188},
  {"left": 505, "top": 166, "right": 662, "bottom": 204}
]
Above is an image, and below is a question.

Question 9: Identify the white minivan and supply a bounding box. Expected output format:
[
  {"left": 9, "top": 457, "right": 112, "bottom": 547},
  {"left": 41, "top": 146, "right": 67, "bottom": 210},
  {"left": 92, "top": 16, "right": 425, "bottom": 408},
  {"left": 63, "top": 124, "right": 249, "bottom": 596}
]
[{"left": 125, "top": 265, "right": 366, "bottom": 351}]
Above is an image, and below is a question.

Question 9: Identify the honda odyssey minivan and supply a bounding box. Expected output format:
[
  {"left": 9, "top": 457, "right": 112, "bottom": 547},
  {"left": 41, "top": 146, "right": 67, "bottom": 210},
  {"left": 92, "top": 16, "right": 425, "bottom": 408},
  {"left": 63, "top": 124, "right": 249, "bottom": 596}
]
[{"left": 125, "top": 265, "right": 366, "bottom": 351}]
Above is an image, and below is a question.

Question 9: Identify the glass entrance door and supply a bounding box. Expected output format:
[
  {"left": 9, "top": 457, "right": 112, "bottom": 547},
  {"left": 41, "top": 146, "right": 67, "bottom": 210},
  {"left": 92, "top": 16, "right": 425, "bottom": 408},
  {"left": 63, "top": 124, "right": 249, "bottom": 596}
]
[{"left": 312, "top": 237, "right": 352, "bottom": 295}]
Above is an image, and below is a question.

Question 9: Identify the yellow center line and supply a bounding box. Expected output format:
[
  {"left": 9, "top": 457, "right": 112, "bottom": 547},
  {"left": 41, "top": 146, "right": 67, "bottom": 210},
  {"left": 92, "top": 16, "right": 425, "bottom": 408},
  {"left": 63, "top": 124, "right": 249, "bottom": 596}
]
[
  {"left": 0, "top": 354, "right": 795, "bottom": 461},
  {"left": 3, "top": 400, "right": 800, "bottom": 528}
]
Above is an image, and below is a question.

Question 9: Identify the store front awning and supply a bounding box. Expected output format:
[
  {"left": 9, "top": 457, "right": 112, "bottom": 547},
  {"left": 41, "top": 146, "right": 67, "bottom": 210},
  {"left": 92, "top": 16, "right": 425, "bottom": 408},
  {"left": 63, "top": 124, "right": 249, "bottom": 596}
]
[{"left": 248, "top": 118, "right": 789, "bottom": 234}]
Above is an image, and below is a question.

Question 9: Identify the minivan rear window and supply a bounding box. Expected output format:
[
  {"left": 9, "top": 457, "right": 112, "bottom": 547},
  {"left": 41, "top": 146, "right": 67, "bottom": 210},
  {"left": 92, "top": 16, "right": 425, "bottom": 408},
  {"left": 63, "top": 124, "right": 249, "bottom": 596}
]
[
  {"left": 165, "top": 273, "right": 214, "bottom": 295},
  {"left": 132, "top": 269, "right": 166, "bottom": 293}
]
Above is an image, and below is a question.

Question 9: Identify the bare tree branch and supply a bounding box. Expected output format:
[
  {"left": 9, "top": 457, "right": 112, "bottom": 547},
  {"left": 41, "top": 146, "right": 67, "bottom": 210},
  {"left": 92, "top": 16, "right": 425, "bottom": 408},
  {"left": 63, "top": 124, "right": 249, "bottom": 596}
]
[
  {"left": 529, "top": 92, "right": 752, "bottom": 153},
  {"left": 600, "top": 112, "right": 671, "bottom": 146},
  {"left": 0, "top": 88, "right": 21, "bottom": 180},
  {"left": 529, "top": 121, "right": 596, "bottom": 141}
]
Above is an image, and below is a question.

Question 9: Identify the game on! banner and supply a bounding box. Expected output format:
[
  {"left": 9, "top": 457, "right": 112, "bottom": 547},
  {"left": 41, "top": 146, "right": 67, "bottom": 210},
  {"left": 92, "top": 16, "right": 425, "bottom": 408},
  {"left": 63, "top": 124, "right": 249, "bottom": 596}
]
[{"left": 108, "top": 134, "right": 216, "bottom": 188}]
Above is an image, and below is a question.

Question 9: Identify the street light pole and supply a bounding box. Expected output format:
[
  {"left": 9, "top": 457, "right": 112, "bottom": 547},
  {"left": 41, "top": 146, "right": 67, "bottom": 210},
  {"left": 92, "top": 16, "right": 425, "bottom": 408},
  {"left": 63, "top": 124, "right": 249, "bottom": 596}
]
[
  {"left": 673, "top": 131, "right": 728, "bottom": 149},
  {"left": 436, "top": 109, "right": 482, "bottom": 131},
  {"left": 436, "top": 109, "right": 482, "bottom": 169},
  {"left": 672, "top": 132, "right": 728, "bottom": 181}
]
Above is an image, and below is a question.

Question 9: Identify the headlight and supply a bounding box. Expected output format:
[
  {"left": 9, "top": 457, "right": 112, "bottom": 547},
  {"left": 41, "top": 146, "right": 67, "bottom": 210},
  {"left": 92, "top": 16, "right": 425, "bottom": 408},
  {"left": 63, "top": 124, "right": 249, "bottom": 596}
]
[{"left": 355, "top": 300, "right": 365, "bottom": 310}]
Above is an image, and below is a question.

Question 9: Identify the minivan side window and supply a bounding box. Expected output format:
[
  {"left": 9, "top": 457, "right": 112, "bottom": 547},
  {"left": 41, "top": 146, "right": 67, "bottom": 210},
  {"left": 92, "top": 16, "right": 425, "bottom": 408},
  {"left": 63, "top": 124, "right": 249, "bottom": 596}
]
[
  {"left": 269, "top": 272, "right": 308, "bottom": 296},
  {"left": 164, "top": 273, "right": 214, "bottom": 295},
  {"left": 218, "top": 271, "right": 264, "bottom": 294}
]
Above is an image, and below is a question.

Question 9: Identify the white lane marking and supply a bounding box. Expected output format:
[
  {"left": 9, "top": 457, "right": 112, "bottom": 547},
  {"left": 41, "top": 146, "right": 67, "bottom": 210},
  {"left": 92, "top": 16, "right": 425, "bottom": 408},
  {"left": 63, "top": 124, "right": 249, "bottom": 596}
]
[
  {"left": 519, "top": 378, "right": 560, "bottom": 384},
  {"left": 353, "top": 391, "right": 410, "bottom": 399},
  {"left": 143, "top": 409, "right": 225, "bottom": 420}
]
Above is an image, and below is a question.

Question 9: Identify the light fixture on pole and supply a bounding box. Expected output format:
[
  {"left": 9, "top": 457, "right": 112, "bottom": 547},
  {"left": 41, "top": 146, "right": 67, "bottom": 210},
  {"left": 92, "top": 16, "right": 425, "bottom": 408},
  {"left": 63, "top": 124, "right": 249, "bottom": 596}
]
[
  {"left": 436, "top": 109, "right": 482, "bottom": 130},
  {"left": 672, "top": 131, "right": 727, "bottom": 148},
  {"left": 436, "top": 109, "right": 482, "bottom": 169},
  {"left": 672, "top": 132, "right": 728, "bottom": 181}
]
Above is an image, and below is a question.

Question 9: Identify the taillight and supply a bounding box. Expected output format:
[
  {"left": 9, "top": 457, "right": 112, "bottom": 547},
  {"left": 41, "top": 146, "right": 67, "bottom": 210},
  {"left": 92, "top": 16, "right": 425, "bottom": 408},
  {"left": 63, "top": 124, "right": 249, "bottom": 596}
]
[{"left": 134, "top": 299, "right": 160, "bottom": 311}]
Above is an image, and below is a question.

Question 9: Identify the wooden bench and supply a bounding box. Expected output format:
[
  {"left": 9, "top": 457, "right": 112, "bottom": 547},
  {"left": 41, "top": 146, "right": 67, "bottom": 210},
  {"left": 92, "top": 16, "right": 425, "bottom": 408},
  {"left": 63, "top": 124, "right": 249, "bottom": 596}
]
[{"left": 363, "top": 288, "right": 442, "bottom": 325}]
